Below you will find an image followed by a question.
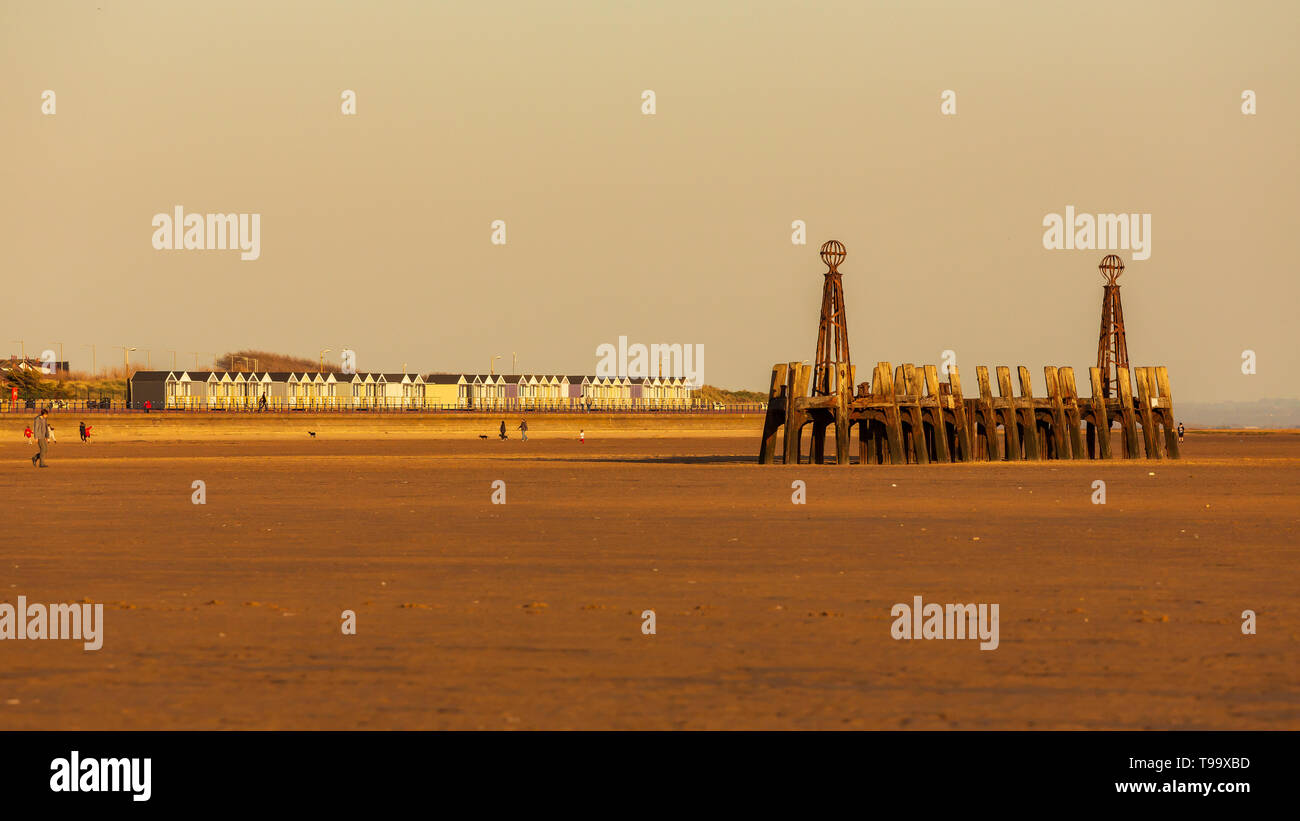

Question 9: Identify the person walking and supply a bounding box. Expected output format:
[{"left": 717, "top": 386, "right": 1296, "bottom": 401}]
[
  {"left": 1177, "top": 422, "right": 1185, "bottom": 444},
  {"left": 499, "top": 420, "right": 508, "bottom": 440},
  {"left": 518, "top": 419, "right": 528, "bottom": 442},
  {"left": 79, "top": 421, "right": 87, "bottom": 442},
  {"left": 30, "top": 408, "right": 51, "bottom": 467},
  {"left": 579, "top": 429, "right": 585, "bottom": 444}
]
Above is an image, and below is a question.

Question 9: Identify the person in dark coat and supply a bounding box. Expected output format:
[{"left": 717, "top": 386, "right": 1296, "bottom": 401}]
[
  {"left": 30, "top": 408, "right": 50, "bottom": 467},
  {"left": 499, "top": 420, "right": 507, "bottom": 440}
]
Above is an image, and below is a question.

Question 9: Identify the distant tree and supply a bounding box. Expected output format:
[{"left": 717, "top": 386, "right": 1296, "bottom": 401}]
[{"left": 0, "top": 365, "right": 71, "bottom": 399}]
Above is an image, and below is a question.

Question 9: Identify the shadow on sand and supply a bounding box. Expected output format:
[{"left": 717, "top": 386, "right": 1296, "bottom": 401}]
[{"left": 528, "top": 454, "right": 756, "bottom": 465}]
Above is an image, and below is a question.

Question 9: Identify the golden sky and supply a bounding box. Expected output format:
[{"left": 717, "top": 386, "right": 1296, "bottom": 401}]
[{"left": 3, "top": 0, "right": 1296, "bottom": 400}]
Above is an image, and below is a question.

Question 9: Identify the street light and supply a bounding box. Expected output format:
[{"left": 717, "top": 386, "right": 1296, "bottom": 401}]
[
  {"left": 167, "top": 350, "right": 177, "bottom": 370},
  {"left": 117, "top": 346, "right": 137, "bottom": 375},
  {"left": 11, "top": 341, "right": 23, "bottom": 362},
  {"left": 84, "top": 344, "right": 97, "bottom": 377},
  {"left": 319, "top": 348, "right": 332, "bottom": 374},
  {"left": 118, "top": 346, "right": 137, "bottom": 407},
  {"left": 490, "top": 354, "right": 501, "bottom": 376}
]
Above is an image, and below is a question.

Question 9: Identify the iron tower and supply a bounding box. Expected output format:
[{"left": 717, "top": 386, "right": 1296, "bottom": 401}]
[
  {"left": 812, "top": 240, "right": 852, "bottom": 397},
  {"left": 1095, "top": 254, "right": 1130, "bottom": 398}
]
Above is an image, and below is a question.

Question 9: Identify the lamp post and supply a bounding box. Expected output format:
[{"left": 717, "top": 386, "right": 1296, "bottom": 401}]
[
  {"left": 11, "top": 341, "right": 23, "bottom": 362},
  {"left": 84, "top": 344, "right": 97, "bottom": 377},
  {"left": 167, "top": 350, "right": 177, "bottom": 370},
  {"left": 319, "top": 348, "right": 332, "bottom": 374},
  {"left": 54, "top": 342, "right": 64, "bottom": 374},
  {"left": 117, "top": 346, "right": 137, "bottom": 375},
  {"left": 512, "top": 352, "right": 517, "bottom": 374},
  {"left": 118, "top": 346, "right": 137, "bottom": 407},
  {"left": 489, "top": 355, "right": 502, "bottom": 410}
]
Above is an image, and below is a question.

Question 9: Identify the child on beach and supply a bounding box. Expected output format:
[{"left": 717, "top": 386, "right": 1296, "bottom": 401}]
[
  {"left": 579, "top": 429, "right": 584, "bottom": 443},
  {"left": 24, "top": 425, "right": 33, "bottom": 445}
]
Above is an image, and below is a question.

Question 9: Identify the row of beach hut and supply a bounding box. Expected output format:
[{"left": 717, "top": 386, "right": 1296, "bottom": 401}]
[{"left": 128, "top": 370, "right": 699, "bottom": 410}]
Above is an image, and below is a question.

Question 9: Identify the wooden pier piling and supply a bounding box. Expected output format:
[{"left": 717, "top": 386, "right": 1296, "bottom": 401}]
[{"left": 758, "top": 358, "right": 1178, "bottom": 465}]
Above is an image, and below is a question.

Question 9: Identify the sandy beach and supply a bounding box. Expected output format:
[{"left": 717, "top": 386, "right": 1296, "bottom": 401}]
[{"left": 1, "top": 424, "right": 1295, "bottom": 729}]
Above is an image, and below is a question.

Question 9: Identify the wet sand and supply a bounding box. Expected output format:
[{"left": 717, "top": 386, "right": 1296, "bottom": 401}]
[{"left": 1, "top": 430, "right": 1296, "bottom": 729}]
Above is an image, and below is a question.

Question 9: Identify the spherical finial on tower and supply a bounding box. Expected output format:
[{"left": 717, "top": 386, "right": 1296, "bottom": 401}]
[
  {"left": 1099, "top": 254, "right": 1125, "bottom": 284},
  {"left": 820, "top": 240, "right": 846, "bottom": 273}
]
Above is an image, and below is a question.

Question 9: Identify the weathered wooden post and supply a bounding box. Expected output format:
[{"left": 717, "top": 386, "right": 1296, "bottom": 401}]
[
  {"left": 1135, "top": 367, "right": 1163, "bottom": 459},
  {"left": 996, "top": 366, "right": 1021, "bottom": 461},
  {"left": 1115, "top": 365, "right": 1139, "bottom": 459},
  {"left": 947, "top": 366, "right": 974, "bottom": 462},
  {"left": 1017, "top": 367, "right": 1042, "bottom": 461},
  {"left": 1059, "top": 367, "right": 1086, "bottom": 460},
  {"left": 1087, "top": 366, "right": 1112, "bottom": 460},
  {"left": 854, "top": 364, "right": 871, "bottom": 465},
  {"left": 783, "top": 362, "right": 811, "bottom": 465},
  {"left": 1044, "top": 366, "right": 1070, "bottom": 460},
  {"left": 879, "top": 361, "right": 906, "bottom": 464},
  {"left": 835, "top": 362, "right": 852, "bottom": 465},
  {"left": 758, "top": 363, "right": 789, "bottom": 464},
  {"left": 923, "top": 365, "right": 951, "bottom": 463},
  {"left": 902, "top": 364, "right": 929, "bottom": 465},
  {"left": 977, "top": 366, "right": 999, "bottom": 460},
  {"left": 1155, "top": 366, "right": 1180, "bottom": 459}
]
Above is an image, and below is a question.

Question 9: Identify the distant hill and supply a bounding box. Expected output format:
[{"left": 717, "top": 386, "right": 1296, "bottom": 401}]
[
  {"left": 217, "top": 350, "right": 341, "bottom": 373},
  {"left": 695, "top": 385, "right": 766, "bottom": 404}
]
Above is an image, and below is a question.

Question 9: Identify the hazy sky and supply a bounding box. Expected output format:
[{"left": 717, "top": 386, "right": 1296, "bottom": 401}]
[{"left": 3, "top": 1, "right": 1296, "bottom": 401}]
